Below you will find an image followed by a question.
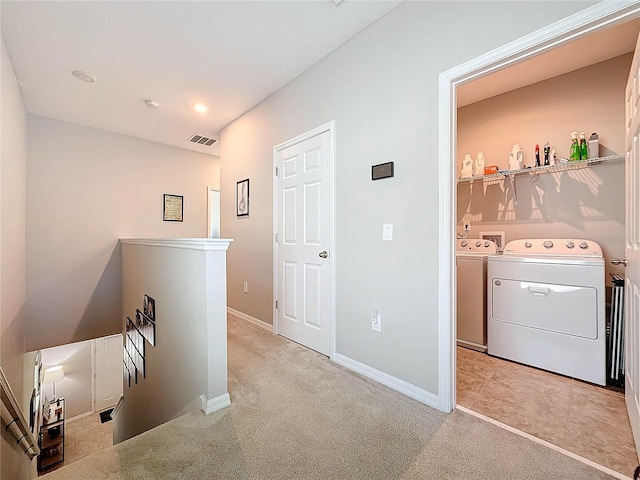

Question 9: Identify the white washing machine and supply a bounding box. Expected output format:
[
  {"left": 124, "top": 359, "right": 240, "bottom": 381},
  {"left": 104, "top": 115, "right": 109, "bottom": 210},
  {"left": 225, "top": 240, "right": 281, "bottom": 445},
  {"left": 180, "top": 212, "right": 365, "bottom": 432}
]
[
  {"left": 456, "top": 238, "right": 498, "bottom": 352},
  {"left": 487, "top": 238, "right": 605, "bottom": 385}
]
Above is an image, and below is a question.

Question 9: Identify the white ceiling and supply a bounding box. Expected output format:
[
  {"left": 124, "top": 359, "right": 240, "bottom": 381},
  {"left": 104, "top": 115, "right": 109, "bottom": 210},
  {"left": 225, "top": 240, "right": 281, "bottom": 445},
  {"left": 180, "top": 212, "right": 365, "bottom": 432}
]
[
  {"left": 1, "top": 1, "right": 401, "bottom": 157},
  {"left": 458, "top": 18, "right": 640, "bottom": 107}
]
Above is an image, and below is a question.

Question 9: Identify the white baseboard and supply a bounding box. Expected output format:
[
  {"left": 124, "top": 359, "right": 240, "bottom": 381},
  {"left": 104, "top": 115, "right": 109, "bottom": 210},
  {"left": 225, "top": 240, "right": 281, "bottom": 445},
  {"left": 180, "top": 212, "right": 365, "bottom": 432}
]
[
  {"left": 227, "top": 307, "right": 273, "bottom": 333},
  {"left": 200, "top": 393, "right": 231, "bottom": 415},
  {"left": 333, "top": 353, "right": 440, "bottom": 409},
  {"left": 66, "top": 410, "right": 94, "bottom": 423}
]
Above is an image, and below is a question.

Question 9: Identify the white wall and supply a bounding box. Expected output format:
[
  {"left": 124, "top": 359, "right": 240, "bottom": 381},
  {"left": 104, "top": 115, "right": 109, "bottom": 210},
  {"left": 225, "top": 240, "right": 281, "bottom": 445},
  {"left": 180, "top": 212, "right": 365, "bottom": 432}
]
[
  {"left": 25, "top": 117, "right": 220, "bottom": 351},
  {"left": 457, "top": 54, "right": 630, "bottom": 278},
  {"left": 114, "top": 239, "right": 229, "bottom": 443},
  {"left": 220, "top": 1, "right": 596, "bottom": 395},
  {"left": 40, "top": 340, "right": 93, "bottom": 419},
  {"left": 0, "top": 35, "right": 34, "bottom": 480}
]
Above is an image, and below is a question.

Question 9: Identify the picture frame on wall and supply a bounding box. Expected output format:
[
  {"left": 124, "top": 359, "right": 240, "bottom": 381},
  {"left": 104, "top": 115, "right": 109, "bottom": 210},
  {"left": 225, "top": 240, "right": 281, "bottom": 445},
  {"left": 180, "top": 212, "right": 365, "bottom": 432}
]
[
  {"left": 163, "top": 194, "right": 183, "bottom": 222},
  {"left": 236, "top": 179, "right": 249, "bottom": 217}
]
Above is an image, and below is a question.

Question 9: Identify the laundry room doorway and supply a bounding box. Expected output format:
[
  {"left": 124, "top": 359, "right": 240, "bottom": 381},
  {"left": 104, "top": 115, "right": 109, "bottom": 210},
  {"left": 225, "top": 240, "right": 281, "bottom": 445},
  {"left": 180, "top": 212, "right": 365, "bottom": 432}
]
[{"left": 439, "top": 2, "right": 640, "bottom": 475}]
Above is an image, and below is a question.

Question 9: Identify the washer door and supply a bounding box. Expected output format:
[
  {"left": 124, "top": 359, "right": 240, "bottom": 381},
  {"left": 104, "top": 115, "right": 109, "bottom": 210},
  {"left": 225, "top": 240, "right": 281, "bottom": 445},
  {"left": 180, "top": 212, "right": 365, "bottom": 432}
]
[{"left": 491, "top": 279, "right": 598, "bottom": 339}]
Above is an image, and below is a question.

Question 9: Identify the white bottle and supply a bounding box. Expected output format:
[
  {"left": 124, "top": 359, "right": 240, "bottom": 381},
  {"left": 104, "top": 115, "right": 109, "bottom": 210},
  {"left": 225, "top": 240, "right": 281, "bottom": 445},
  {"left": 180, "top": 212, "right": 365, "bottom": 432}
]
[
  {"left": 475, "top": 152, "right": 485, "bottom": 176},
  {"left": 549, "top": 149, "right": 556, "bottom": 166},
  {"left": 461, "top": 154, "right": 474, "bottom": 178},
  {"left": 588, "top": 133, "right": 599, "bottom": 160},
  {"left": 508, "top": 144, "right": 523, "bottom": 171}
]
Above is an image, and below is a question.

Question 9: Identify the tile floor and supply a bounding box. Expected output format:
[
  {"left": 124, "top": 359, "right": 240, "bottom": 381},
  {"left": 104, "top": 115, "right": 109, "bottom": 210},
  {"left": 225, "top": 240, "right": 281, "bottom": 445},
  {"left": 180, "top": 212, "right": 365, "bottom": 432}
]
[
  {"left": 40, "top": 412, "right": 113, "bottom": 476},
  {"left": 457, "top": 346, "right": 638, "bottom": 476}
]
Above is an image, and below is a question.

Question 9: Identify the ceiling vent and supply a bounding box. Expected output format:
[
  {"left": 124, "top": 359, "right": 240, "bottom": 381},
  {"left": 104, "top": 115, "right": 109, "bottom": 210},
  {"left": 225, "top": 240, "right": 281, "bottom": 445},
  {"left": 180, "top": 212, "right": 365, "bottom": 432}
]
[{"left": 189, "top": 134, "right": 217, "bottom": 147}]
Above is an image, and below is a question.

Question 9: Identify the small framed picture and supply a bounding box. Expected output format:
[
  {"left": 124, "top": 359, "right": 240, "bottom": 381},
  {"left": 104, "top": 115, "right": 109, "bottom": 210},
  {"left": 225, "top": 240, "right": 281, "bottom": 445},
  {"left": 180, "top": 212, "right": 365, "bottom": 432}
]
[
  {"left": 236, "top": 179, "right": 249, "bottom": 217},
  {"left": 163, "top": 194, "right": 183, "bottom": 222},
  {"left": 143, "top": 295, "right": 155, "bottom": 322}
]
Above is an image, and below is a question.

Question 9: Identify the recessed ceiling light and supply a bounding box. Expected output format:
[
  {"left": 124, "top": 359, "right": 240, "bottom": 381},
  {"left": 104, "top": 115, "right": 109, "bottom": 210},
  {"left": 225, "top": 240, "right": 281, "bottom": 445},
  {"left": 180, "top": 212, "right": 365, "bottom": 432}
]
[
  {"left": 72, "top": 70, "right": 96, "bottom": 83},
  {"left": 145, "top": 99, "right": 160, "bottom": 109},
  {"left": 194, "top": 103, "right": 207, "bottom": 113}
]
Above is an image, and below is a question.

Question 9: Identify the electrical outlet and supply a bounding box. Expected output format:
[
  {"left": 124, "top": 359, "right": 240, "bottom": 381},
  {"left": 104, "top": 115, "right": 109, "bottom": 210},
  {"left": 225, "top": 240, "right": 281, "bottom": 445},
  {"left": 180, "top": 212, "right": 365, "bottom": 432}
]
[
  {"left": 372, "top": 307, "right": 381, "bottom": 332},
  {"left": 243, "top": 282, "right": 248, "bottom": 293}
]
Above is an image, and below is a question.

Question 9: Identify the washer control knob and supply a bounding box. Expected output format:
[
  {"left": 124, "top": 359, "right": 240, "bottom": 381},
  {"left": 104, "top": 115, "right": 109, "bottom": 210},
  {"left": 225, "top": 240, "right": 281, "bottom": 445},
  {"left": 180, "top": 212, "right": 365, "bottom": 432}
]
[
  {"left": 525, "top": 242, "right": 532, "bottom": 248},
  {"left": 543, "top": 240, "right": 554, "bottom": 249},
  {"left": 484, "top": 241, "right": 490, "bottom": 248},
  {"left": 566, "top": 241, "right": 575, "bottom": 249},
  {"left": 460, "top": 240, "right": 468, "bottom": 247},
  {"left": 579, "top": 242, "right": 588, "bottom": 250},
  {"left": 475, "top": 241, "right": 482, "bottom": 247}
]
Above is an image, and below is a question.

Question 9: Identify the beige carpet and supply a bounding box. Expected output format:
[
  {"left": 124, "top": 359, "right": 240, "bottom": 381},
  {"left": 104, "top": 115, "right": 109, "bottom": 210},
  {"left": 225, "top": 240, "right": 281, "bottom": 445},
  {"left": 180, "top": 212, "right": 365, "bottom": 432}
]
[{"left": 43, "top": 317, "right": 619, "bottom": 479}]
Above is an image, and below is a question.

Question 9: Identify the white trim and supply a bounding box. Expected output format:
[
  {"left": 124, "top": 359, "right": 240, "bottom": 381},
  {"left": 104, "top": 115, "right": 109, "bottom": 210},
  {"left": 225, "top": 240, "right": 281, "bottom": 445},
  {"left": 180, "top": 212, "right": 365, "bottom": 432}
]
[
  {"left": 227, "top": 307, "right": 273, "bottom": 333},
  {"left": 456, "top": 406, "right": 633, "bottom": 480},
  {"left": 120, "top": 238, "right": 233, "bottom": 251},
  {"left": 272, "top": 120, "right": 337, "bottom": 359},
  {"left": 207, "top": 186, "right": 221, "bottom": 239},
  {"left": 91, "top": 338, "right": 96, "bottom": 413},
  {"left": 334, "top": 353, "right": 439, "bottom": 409},
  {"left": 200, "top": 393, "right": 231, "bottom": 415},
  {"left": 438, "top": 1, "right": 640, "bottom": 413}
]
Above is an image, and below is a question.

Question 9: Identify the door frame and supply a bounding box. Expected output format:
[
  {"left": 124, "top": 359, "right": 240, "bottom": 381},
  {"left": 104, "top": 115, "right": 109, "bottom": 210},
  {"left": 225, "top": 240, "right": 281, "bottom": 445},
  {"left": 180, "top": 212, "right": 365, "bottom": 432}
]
[
  {"left": 207, "top": 186, "right": 221, "bottom": 238},
  {"left": 438, "top": 1, "right": 640, "bottom": 413},
  {"left": 272, "top": 120, "right": 337, "bottom": 359}
]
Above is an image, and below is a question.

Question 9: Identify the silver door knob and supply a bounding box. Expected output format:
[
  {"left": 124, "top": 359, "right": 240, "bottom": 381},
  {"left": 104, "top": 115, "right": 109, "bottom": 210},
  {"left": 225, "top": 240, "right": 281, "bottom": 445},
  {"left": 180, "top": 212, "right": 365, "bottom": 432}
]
[
  {"left": 611, "top": 258, "right": 627, "bottom": 267},
  {"left": 319, "top": 251, "right": 328, "bottom": 259}
]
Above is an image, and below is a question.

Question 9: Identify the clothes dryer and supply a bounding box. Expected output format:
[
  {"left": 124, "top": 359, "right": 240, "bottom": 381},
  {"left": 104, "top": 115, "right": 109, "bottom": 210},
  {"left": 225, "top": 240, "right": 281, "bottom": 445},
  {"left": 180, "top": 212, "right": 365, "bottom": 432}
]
[{"left": 487, "top": 239, "right": 605, "bottom": 385}]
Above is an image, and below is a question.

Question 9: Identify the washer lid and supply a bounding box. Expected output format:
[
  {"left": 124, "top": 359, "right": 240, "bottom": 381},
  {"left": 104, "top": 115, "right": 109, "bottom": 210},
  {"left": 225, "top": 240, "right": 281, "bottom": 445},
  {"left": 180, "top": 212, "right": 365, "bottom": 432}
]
[{"left": 502, "top": 238, "right": 603, "bottom": 258}]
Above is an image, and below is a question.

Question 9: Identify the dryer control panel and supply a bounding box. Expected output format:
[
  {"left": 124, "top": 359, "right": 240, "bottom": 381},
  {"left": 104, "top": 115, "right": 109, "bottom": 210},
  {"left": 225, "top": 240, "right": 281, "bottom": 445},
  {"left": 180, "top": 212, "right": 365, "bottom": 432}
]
[{"left": 503, "top": 238, "right": 602, "bottom": 257}]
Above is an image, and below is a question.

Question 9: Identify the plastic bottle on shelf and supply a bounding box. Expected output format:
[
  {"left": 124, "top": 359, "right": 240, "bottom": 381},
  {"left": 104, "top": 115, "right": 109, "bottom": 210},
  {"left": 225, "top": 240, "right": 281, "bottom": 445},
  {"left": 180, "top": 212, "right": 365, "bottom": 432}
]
[
  {"left": 475, "top": 152, "right": 485, "bottom": 176},
  {"left": 461, "top": 154, "right": 474, "bottom": 177},
  {"left": 588, "top": 132, "right": 599, "bottom": 159},
  {"left": 570, "top": 132, "right": 580, "bottom": 161},
  {"left": 579, "top": 132, "right": 588, "bottom": 160},
  {"left": 534, "top": 144, "right": 540, "bottom": 167},
  {"left": 549, "top": 149, "right": 556, "bottom": 165},
  {"left": 543, "top": 142, "right": 550, "bottom": 166}
]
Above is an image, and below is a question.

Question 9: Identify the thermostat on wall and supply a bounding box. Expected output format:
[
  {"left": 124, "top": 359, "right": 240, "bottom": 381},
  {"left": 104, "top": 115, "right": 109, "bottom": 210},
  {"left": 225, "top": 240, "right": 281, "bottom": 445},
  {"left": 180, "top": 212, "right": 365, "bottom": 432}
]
[{"left": 372, "top": 162, "right": 394, "bottom": 180}]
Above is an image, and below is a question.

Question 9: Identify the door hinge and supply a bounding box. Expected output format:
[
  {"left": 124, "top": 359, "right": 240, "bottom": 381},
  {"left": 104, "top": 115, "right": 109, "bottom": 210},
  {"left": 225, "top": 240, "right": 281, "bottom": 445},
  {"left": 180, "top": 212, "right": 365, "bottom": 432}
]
[
  {"left": 275, "top": 300, "right": 278, "bottom": 309},
  {"left": 275, "top": 166, "right": 279, "bottom": 176},
  {"left": 275, "top": 233, "right": 278, "bottom": 243}
]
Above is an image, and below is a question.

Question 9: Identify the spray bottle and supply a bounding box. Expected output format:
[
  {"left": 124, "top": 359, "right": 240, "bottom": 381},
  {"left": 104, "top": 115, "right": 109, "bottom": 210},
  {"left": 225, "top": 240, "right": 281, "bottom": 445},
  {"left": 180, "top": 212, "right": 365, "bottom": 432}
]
[
  {"left": 570, "top": 132, "right": 580, "bottom": 161},
  {"left": 579, "top": 132, "right": 588, "bottom": 160}
]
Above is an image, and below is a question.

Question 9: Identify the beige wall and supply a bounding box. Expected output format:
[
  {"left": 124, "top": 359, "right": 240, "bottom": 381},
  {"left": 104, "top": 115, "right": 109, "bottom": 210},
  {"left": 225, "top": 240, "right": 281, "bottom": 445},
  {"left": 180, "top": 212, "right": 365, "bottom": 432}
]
[
  {"left": 220, "top": 1, "right": 595, "bottom": 393},
  {"left": 457, "top": 54, "right": 629, "bottom": 277},
  {"left": 25, "top": 116, "right": 220, "bottom": 351},
  {"left": 0, "top": 36, "right": 35, "bottom": 480},
  {"left": 115, "top": 240, "right": 229, "bottom": 443}
]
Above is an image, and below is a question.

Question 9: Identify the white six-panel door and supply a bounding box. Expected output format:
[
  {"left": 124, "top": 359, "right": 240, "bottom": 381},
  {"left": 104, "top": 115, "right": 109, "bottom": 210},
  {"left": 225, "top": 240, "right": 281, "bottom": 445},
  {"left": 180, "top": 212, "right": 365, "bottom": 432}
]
[
  {"left": 624, "top": 29, "right": 640, "bottom": 460},
  {"left": 94, "top": 334, "right": 123, "bottom": 412},
  {"left": 275, "top": 125, "right": 333, "bottom": 356}
]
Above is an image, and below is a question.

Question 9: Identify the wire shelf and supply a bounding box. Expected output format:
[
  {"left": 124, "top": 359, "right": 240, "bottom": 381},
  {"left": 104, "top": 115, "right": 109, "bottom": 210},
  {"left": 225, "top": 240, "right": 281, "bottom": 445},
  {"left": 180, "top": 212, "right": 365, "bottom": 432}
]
[{"left": 457, "top": 154, "right": 624, "bottom": 183}]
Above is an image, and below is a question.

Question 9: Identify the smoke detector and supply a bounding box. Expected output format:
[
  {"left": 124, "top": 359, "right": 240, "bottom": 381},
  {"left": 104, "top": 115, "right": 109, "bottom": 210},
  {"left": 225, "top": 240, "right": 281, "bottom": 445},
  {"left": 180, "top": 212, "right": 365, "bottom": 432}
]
[
  {"left": 145, "top": 99, "right": 160, "bottom": 109},
  {"left": 72, "top": 70, "right": 96, "bottom": 82},
  {"left": 189, "top": 134, "right": 217, "bottom": 147}
]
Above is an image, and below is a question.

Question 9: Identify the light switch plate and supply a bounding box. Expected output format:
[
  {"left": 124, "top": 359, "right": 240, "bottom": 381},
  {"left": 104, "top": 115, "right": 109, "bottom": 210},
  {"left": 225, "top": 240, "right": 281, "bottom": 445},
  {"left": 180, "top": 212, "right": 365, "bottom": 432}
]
[{"left": 383, "top": 224, "right": 393, "bottom": 241}]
